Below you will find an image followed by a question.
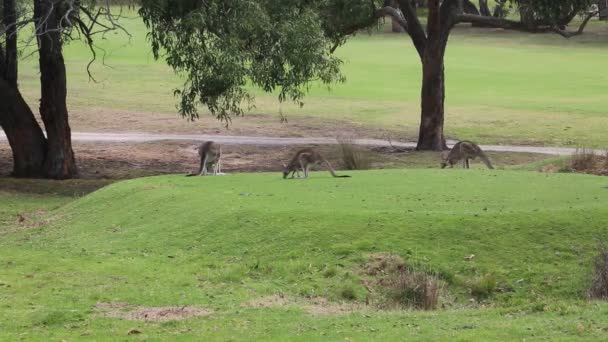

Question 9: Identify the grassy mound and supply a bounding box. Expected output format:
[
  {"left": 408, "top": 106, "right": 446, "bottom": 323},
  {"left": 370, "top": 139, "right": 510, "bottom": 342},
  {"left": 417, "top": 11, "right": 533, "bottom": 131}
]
[{"left": 2, "top": 170, "right": 608, "bottom": 339}]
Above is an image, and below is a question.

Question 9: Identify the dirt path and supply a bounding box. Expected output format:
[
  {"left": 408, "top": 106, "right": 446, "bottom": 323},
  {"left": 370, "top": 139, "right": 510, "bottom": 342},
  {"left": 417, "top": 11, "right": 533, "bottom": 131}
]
[{"left": 0, "top": 131, "right": 595, "bottom": 156}]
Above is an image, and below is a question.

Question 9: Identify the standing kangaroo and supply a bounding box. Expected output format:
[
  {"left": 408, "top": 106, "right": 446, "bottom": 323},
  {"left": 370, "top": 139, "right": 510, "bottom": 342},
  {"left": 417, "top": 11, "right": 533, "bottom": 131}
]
[
  {"left": 186, "top": 141, "right": 223, "bottom": 176},
  {"left": 440, "top": 141, "right": 494, "bottom": 169},
  {"left": 282, "top": 148, "right": 351, "bottom": 179}
]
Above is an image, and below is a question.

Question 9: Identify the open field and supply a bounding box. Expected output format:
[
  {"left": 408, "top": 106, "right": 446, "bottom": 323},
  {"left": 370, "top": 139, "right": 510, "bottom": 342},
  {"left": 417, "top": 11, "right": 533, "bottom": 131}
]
[
  {"left": 2, "top": 170, "right": 608, "bottom": 339},
  {"left": 13, "top": 13, "right": 608, "bottom": 147}
]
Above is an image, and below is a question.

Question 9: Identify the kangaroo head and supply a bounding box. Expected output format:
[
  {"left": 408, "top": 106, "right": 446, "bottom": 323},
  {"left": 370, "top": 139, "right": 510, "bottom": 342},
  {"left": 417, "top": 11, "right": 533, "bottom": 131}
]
[
  {"left": 281, "top": 163, "right": 290, "bottom": 179},
  {"left": 440, "top": 151, "right": 450, "bottom": 169}
]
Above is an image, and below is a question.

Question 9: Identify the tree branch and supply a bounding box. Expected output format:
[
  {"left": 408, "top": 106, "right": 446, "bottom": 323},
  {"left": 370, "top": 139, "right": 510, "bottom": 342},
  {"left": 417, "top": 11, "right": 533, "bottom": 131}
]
[
  {"left": 375, "top": 6, "right": 408, "bottom": 30},
  {"left": 329, "top": 5, "right": 408, "bottom": 54},
  {"left": 456, "top": 11, "right": 598, "bottom": 38},
  {"left": 552, "top": 11, "right": 598, "bottom": 38},
  {"left": 396, "top": 0, "right": 426, "bottom": 58}
]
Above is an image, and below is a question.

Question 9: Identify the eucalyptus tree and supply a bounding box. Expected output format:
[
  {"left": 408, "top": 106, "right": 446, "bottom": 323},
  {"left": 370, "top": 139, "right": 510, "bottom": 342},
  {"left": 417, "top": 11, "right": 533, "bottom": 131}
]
[{"left": 0, "top": 0, "right": 127, "bottom": 178}]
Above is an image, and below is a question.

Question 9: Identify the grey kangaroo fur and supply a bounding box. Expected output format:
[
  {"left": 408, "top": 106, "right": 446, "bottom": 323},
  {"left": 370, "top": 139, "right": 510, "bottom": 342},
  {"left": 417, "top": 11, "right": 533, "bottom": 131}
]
[
  {"left": 441, "top": 141, "right": 494, "bottom": 169},
  {"left": 186, "top": 141, "right": 222, "bottom": 176},
  {"left": 282, "top": 148, "right": 351, "bottom": 179}
]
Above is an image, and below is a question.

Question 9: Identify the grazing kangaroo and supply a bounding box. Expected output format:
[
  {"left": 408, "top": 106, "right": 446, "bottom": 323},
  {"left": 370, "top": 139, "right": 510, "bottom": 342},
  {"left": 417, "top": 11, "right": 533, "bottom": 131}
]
[
  {"left": 440, "top": 141, "right": 494, "bottom": 169},
  {"left": 186, "top": 141, "right": 223, "bottom": 176},
  {"left": 282, "top": 148, "right": 351, "bottom": 179}
]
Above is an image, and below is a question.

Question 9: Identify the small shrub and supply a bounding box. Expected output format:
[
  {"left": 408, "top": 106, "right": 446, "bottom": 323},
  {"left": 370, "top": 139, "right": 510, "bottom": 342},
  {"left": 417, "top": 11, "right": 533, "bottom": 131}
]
[
  {"left": 363, "top": 254, "right": 443, "bottom": 310},
  {"left": 386, "top": 267, "right": 441, "bottom": 310},
  {"left": 468, "top": 274, "right": 498, "bottom": 300},
  {"left": 337, "top": 138, "right": 372, "bottom": 170},
  {"left": 570, "top": 148, "right": 596, "bottom": 172},
  {"left": 339, "top": 285, "right": 358, "bottom": 301},
  {"left": 323, "top": 266, "right": 337, "bottom": 278},
  {"left": 588, "top": 243, "right": 608, "bottom": 300}
]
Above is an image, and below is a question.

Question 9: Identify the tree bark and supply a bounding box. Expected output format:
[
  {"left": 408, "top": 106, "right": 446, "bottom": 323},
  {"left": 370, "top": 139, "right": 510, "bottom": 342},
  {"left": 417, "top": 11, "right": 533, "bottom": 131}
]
[
  {"left": 414, "top": 0, "right": 448, "bottom": 151},
  {"left": 34, "top": 0, "right": 78, "bottom": 179},
  {"left": 0, "top": 78, "right": 48, "bottom": 177},
  {"left": 478, "top": 0, "right": 491, "bottom": 17},
  {"left": 416, "top": 54, "right": 447, "bottom": 150},
  {"left": 519, "top": 3, "right": 536, "bottom": 31},
  {"left": 2, "top": 0, "right": 18, "bottom": 86}
]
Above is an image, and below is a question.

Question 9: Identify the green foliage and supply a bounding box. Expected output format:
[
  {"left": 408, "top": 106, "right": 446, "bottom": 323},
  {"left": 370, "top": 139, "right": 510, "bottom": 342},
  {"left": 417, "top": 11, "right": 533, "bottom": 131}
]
[
  {"left": 510, "top": 0, "right": 592, "bottom": 22},
  {"left": 469, "top": 274, "right": 499, "bottom": 300},
  {"left": 138, "top": 0, "right": 381, "bottom": 121}
]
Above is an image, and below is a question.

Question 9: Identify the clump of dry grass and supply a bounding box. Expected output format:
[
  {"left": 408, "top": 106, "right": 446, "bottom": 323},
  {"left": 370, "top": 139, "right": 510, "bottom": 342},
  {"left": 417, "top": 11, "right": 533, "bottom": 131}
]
[
  {"left": 337, "top": 137, "right": 372, "bottom": 170},
  {"left": 363, "top": 254, "right": 443, "bottom": 310},
  {"left": 588, "top": 243, "right": 608, "bottom": 300},
  {"left": 467, "top": 274, "right": 498, "bottom": 301},
  {"left": 570, "top": 148, "right": 597, "bottom": 172}
]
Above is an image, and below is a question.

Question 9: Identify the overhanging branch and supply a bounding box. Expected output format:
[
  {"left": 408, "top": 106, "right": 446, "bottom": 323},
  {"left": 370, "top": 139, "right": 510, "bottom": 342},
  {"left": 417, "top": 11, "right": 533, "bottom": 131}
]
[
  {"left": 456, "top": 12, "right": 598, "bottom": 38},
  {"left": 330, "top": 6, "right": 408, "bottom": 53}
]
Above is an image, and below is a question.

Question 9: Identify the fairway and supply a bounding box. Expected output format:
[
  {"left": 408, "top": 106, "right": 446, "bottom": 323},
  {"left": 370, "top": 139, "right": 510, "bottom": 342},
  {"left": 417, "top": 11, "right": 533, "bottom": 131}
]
[
  {"left": 14, "top": 13, "right": 608, "bottom": 147},
  {"left": 2, "top": 170, "right": 608, "bottom": 339}
]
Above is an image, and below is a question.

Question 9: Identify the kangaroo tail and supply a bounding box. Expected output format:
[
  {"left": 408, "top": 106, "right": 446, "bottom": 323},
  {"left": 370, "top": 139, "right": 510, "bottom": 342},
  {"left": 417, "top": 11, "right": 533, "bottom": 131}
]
[
  {"left": 478, "top": 151, "right": 494, "bottom": 169},
  {"left": 323, "top": 157, "right": 351, "bottom": 178}
]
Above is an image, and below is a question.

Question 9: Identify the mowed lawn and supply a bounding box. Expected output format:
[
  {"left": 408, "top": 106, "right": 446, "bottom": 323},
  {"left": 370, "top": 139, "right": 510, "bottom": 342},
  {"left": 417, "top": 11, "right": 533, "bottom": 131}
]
[
  {"left": 2, "top": 170, "right": 608, "bottom": 339},
  {"left": 15, "top": 12, "right": 608, "bottom": 147}
]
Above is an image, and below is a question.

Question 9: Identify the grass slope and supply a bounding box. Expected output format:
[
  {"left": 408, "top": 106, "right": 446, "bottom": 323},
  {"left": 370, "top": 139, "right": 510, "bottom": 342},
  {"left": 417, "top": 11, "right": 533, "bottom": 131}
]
[
  {"left": 2, "top": 170, "right": 608, "bottom": 339},
  {"left": 15, "top": 13, "right": 608, "bottom": 146}
]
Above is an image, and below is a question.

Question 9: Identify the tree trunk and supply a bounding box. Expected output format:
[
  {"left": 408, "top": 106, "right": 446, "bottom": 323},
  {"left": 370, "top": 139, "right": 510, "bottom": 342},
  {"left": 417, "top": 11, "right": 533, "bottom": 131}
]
[
  {"left": 416, "top": 55, "right": 447, "bottom": 151},
  {"left": 2, "top": 0, "right": 18, "bottom": 86},
  {"left": 478, "top": 0, "right": 491, "bottom": 17},
  {"left": 0, "top": 78, "right": 48, "bottom": 177},
  {"left": 35, "top": 0, "right": 78, "bottom": 179},
  {"left": 519, "top": 4, "right": 536, "bottom": 30},
  {"left": 415, "top": 0, "right": 447, "bottom": 151}
]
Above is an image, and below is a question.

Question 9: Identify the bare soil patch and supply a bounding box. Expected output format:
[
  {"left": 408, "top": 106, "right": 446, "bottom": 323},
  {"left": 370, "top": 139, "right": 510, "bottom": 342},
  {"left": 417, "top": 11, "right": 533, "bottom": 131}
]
[
  {"left": 94, "top": 302, "right": 212, "bottom": 321},
  {"left": 69, "top": 109, "right": 396, "bottom": 140},
  {"left": 242, "top": 294, "right": 364, "bottom": 316}
]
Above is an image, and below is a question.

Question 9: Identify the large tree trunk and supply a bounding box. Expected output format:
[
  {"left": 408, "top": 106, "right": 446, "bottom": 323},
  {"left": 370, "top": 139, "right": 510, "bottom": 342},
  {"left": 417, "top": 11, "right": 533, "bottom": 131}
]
[
  {"left": 415, "top": 0, "right": 447, "bottom": 151},
  {"left": 34, "top": 0, "right": 78, "bottom": 179},
  {"left": 1, "top": 0, "right": 47, "bottom": 177},
  {"left": 0, "top": 78, "right": 48, "bottom": 177},
  {"left": 416, "top": 56, "right": 447, "bottom": 150}
]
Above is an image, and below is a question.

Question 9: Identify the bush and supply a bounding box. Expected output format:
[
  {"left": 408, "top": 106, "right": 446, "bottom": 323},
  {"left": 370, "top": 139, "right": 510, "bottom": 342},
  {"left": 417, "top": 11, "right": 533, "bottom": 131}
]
[
  {"left": 570, "top": 148, "right": 597, "bottom": 172},
  {"left": 468, "top": 274, "right": 498, "bottom": 300},
  {"left": 363, "top": 253, "right": 443, "bottom": 310},
  {"left": 339, "top": 285, "right": 358, "bottom": 301},
  {"left": 337, "top": 138, "right": 372, "bottom": 170},
  {"left": 386, "top": 267, "right": 441, "bottom": 310},
  {"left": 588, "top": 243, "right": 608, "bottom": 300}
]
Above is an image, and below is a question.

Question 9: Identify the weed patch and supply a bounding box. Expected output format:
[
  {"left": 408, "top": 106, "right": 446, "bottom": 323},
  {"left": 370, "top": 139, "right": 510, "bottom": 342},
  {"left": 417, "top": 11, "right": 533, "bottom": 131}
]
[
  {"left": 337, "top": 138, "right": 372, "bottom": 170},
  {"left": 589, "top": 243, "right": 608, "bottom": 300},
  {"left": 362, "top": 253, "right": 445, "bottom": 310}
]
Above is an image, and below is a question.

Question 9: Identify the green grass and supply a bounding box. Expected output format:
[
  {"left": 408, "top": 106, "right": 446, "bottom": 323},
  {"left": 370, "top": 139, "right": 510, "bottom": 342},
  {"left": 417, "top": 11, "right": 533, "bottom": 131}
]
[
  {"left": 15, "top": 13, "right": 608, "bottom": 147},
  {"left": 2, "top": 170, "right": 608, "bottom": 339}
]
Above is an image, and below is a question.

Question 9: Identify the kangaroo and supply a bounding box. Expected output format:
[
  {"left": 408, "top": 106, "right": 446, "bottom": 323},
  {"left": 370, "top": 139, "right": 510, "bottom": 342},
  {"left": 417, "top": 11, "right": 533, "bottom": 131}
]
[
  {"left": 186, "top": 141, "right": 223, "bottom": 176},
  {"left": 282, "top": 148, "right": 351, "bottom": 179},
  {"left": 440, "top": 141, "right": 494, "bottom": 169}
]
